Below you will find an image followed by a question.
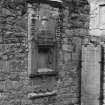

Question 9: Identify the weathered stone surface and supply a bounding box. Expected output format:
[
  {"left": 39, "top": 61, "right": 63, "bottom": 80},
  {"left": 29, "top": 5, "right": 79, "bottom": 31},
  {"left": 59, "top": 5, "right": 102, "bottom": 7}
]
[
  {"left": 0, "top": 0, "right": 90, "bottom": 105},
  {"left": 81, "top": 44, "right": 101, "bottom": 105}
]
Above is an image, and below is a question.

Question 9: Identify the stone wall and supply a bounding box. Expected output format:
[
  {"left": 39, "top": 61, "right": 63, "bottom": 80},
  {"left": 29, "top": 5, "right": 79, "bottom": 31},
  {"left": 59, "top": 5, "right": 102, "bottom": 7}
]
[{"left": 0, "top": 0, "right": 90, "bottom": 105}]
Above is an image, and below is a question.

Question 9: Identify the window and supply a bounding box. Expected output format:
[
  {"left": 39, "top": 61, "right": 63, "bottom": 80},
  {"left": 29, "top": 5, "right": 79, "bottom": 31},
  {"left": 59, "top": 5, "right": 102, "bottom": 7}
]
[{"left": 99, "top": 5, "right": 105, "bottom": 29}]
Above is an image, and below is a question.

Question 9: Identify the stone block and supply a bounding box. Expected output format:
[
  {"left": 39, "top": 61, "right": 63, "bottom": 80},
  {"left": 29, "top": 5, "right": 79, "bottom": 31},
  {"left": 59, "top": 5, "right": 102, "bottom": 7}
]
[{"left": 8, "top": 73, "right": 20, "bottom": 81}]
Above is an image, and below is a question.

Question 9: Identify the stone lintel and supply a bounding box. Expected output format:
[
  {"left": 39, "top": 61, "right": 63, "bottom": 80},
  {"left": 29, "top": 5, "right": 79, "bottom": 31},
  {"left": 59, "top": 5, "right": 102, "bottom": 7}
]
[{"left": 26, "top": 0, "right": 64, "bottom": 8}]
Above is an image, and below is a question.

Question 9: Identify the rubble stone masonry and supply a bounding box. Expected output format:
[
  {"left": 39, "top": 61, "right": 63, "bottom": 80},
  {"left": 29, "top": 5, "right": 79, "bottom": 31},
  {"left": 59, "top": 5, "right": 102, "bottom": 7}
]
[{"left": 0, "top": 0, "right": 94, "bottom": 105}]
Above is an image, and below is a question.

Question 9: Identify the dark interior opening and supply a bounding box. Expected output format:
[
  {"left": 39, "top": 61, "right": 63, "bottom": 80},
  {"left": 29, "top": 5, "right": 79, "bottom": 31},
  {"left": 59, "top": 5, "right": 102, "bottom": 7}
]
[{"left": 38, "top": 46, "right": 54, "bottom": 71}]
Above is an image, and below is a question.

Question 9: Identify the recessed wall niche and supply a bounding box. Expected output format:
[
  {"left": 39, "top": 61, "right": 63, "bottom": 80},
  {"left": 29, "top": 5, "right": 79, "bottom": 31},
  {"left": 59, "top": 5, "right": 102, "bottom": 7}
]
[
  {"left": 37, "top": 46, "right": 56, "bottom": 73},
  {"left": 28, "top": 2, "right": 63, "bottom": 77}
]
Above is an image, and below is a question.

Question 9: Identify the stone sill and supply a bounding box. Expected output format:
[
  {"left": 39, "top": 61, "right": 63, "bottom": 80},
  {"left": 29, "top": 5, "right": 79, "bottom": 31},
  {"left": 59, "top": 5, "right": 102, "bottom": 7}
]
[
  {"left": 29, "top": 71, "right": 58, "bottom": 78},
  {"left": 28, "top": 90, "right": 57, "bottom": 99}
]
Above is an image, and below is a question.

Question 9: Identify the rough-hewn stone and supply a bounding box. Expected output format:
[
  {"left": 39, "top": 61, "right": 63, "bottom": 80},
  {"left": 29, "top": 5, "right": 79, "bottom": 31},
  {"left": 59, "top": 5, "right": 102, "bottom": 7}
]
[{"left": 0, "top": 0, "right": 90, "bottom": 105}]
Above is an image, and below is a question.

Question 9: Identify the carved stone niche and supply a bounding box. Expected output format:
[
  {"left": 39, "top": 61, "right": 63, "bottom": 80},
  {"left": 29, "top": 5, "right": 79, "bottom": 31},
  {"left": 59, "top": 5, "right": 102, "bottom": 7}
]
[
  {"left": 28, "top": 0, "right": 64, "bottom": 78},
  {"left": 29, "top": 15, "right": 58, "bottom": 78}
]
